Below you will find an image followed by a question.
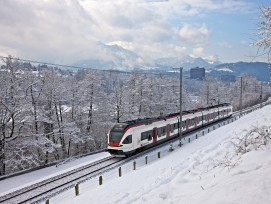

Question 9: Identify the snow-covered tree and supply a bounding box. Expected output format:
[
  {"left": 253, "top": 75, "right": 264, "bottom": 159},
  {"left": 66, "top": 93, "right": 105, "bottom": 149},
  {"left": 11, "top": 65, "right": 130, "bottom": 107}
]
[{"left": 255, "top": 6, "right": 271, "bottom": 62}]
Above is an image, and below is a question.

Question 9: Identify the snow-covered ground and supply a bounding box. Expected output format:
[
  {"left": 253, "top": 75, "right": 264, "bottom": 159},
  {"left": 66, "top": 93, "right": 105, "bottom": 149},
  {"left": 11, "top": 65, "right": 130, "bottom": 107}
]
[
  {"left": 51, "top": 105, "right": 271, "bottom": 204},
  {"left": 1, "top": 105, "right": 271, "bottom": 204},
  {"left": 0, "top": 152, "right": 110, "bottom": 196}
]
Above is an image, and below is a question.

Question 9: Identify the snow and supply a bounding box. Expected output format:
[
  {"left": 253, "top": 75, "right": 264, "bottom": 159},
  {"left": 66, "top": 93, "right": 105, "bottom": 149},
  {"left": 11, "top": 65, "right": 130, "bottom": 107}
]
[
  {"left": 1, "top": 105, "right": 271, "bottom": 204},
  {"left": 0, "top": 152, "right": 110, "bottom": 196},
  {"left": 51, "top": 105, "right": 271, "bottom": 204},
  {"left": 217, "top": 68, "right": 233, "bottom": 72}
]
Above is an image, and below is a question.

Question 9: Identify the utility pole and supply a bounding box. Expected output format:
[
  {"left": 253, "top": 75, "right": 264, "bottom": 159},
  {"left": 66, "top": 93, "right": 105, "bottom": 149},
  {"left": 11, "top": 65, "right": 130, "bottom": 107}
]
[
  {"left": 207, "top": 83, "right": 209, "bottom": 106},
  {"left": 179, "top": 67, "right": 183, "bottom": 147},
  {"left": 260, "top": 82, "right": 263, "bottom": 108},
  {"left": 239, "top": 77, "right": 243, "bottom": 116},
  {"left": 173, "top": 67, "right": 183, "bottom": 147}
]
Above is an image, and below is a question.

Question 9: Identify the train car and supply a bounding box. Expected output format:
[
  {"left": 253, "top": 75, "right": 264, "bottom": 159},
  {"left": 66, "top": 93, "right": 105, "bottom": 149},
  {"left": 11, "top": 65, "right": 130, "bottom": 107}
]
[{"left": 107, "top": 103, "right": 233, "bottom": 157}]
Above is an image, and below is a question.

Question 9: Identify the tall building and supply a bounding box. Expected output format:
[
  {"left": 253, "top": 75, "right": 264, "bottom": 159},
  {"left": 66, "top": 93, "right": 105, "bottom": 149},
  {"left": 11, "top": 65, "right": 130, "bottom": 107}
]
[{"left": 190, "top": 67, "right": 205, "bottom": 80}]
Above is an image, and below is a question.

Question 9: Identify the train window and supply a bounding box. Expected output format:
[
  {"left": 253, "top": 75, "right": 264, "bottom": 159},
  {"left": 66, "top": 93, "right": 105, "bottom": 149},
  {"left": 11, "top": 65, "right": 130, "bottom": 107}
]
[
  {"left": 141, "top": 132, "right": 148, "bottom": 141},
  {"left": 191, "top": 119, "right": 194, "bottom": 126},
  {"left": 157, "top": 128, "right": 162, "bottom": 137},
  {"left": 122, "top": 135, "right": 132, "bottom": 144},
  {"left": 162, "top": 127, "right": 166, "bottom": 135},
  {"left": 148, "top": 131, "right": 152, "bottom": 141},
  {"left": 109, "top": 131, "right": 123, "bottom": 142},
  {"left": 182, "top": 122, "right": 185, "bottom": 129},
  {"left": 171, "top": 124, "right": 174, "bottom": 133}
]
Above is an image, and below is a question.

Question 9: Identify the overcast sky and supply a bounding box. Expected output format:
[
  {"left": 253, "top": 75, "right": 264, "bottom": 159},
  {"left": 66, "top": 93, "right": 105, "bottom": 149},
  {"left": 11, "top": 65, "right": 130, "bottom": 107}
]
[{"left": 0, "top": 0, "right": 269, "bottom": 65}]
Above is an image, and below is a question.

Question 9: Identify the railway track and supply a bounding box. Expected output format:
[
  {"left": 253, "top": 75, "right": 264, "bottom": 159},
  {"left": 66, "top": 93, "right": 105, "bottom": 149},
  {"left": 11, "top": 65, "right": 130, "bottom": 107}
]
[{"left": 0, "top": 156, "right": 123, "bottom": 204}]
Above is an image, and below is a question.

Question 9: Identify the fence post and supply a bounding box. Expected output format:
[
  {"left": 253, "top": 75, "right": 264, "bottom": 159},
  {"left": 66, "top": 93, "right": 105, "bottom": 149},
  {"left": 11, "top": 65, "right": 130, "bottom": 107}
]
[
  {"left": 119, "top": 167, "right": 122, "bottom": 177},
  {"left": 208, "top": 128, "right": 209, "bottom": 133},
  {"left": 188, "top": 138, "right": 190, "bottom": 143},
  {"left": 133, "top": 161, "right": 136, "bottom": 170},
  {"left": 158, "top": 152, "right": 161, "bottom": 159},
  {"left": 145, "top": 156, "right": 148, "bottom": 164},
  {"left": 99, "top": 176, "right": 103, "bottom": 185},
  {"left": 202, "top": 131, "right": 204, "bottom": 136},
  {"left": 213, "top": 126, "right": 215, "bottom": 130},
  {"left": 75, "top": 183, "right": 79, "bottom": 196}
]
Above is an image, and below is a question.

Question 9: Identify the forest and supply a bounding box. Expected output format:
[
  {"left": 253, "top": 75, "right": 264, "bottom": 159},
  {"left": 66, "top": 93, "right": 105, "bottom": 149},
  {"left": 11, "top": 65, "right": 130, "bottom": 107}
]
[{"left": 0, "top": 56, "right": 270, "bottom": 176}]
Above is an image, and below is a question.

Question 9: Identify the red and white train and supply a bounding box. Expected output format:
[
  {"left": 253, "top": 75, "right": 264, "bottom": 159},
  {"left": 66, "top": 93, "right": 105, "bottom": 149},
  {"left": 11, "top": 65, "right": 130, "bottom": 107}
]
[{"left": 107, "top": 103, "right": 233, "bottom": 156}]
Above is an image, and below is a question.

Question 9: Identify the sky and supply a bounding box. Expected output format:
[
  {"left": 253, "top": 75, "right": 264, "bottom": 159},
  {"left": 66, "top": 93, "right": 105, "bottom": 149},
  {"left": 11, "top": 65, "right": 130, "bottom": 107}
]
[{"left": 0, "top": 0, "right": 270, "bottom": 66}]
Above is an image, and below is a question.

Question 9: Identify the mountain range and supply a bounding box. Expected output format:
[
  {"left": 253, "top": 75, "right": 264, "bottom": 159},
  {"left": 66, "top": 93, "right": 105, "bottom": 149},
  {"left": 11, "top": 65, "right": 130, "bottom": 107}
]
[{"left": 74, "top": 42, "right": 270, "bottom": 82}]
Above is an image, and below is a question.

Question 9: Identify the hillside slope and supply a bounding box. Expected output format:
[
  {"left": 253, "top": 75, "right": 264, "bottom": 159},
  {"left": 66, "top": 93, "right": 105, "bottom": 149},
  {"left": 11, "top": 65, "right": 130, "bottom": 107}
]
[{"left": 51, "top": 105, "right": 271, "bottom": 204}]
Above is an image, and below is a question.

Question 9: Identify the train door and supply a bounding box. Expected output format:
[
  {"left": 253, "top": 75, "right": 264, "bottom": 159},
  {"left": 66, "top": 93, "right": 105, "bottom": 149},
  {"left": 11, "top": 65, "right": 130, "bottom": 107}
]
[
  {"left": 166, "top": 124, "right": 170, "bottom": 138},
  {"left": 194, "top": 117, "right": 197, "bottom": 128},
  {"left": 152, "top": 127, "right": 157, "bottom": 143}
]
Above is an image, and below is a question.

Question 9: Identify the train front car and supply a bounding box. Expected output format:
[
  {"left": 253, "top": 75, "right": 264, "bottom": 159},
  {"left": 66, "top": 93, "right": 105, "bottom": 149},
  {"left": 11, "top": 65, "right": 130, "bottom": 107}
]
[{"left": 107, "top": 123, "right": 134, "bottom": 157}]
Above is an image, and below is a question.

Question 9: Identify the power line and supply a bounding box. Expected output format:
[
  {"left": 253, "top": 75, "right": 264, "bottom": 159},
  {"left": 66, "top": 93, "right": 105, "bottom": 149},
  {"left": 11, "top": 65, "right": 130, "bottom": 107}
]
[
  {"left": 0, "top": 55, "right": 103, "bottom": 72},
  {"left": 0, "top": 55, "right": 176, "bottom": 77}
]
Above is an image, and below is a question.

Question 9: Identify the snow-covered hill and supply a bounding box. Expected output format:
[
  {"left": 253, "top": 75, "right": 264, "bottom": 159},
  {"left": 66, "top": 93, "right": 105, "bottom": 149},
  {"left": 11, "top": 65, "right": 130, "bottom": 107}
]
[
  {"left": 48, "top": 105, "right": 271, "bottom": 204},
  {"left": 212, "top": 62, "right": 270, "bottom": 82}
]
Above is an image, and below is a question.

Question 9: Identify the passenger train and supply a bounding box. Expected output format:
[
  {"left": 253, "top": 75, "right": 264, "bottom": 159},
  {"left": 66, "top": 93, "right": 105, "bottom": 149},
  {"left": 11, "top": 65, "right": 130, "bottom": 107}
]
[{"left": 107, "top": 103, "right": 233, "bottom": 157}]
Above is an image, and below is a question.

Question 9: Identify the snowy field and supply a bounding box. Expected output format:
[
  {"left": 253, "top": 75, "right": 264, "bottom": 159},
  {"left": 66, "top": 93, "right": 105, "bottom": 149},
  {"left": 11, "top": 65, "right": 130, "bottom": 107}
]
[{"left": 50, "top": 105, "right": 271, "bottom": 204}]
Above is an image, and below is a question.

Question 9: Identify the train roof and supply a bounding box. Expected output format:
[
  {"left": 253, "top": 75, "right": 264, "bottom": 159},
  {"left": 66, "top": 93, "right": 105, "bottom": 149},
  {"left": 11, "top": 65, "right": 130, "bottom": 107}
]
[{"left": 124, "top": 103, "right": 231, "bottom": 126}]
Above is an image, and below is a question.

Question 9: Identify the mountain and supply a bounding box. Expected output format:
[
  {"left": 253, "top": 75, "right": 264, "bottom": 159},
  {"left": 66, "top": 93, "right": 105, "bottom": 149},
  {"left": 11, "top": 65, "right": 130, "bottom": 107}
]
[
  {"left": 212, "top": 62, "right": 270, "bottom": 82},
  {"left": 74, "top": 43, "right": 219, "bottom": 71},
  {"left": 73, "top": 43, "right": 270, "bottom": 82},
  {"left": 154, "top": 55, "right": 219, "bottom": 71},
  {"left": 74, "top": 42, "right": 147, "bottom": 70}
]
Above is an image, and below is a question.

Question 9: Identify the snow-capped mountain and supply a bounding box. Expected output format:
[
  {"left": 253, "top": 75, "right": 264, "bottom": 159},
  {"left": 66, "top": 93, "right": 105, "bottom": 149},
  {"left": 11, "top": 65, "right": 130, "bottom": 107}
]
[
  {"left": 73, "top": 44, "right": 269, "bottom": 82},
  {"left": 74, "top": 43, "right": 219, "bottom": 71},
  {"left": 74, "top": 42, "right": 147, "bottom": 70},
  {"left": 155, "top": 55, "right": 219, "bottom": 70}
]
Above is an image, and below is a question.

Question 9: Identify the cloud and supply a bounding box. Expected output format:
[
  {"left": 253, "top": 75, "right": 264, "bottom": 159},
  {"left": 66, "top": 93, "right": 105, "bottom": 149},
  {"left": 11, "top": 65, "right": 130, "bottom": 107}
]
[
  {"left": 0, "top": 0, "right": 257, "bottom": 65},
  {"left": 0, "top": 0, "right": 109, "bottom": 64},
  {"left": 178, "top": 24, "right": 210, "bottom": 46},
  {"left": 192, "top": 47, "right": 204, "bottom": 57}
]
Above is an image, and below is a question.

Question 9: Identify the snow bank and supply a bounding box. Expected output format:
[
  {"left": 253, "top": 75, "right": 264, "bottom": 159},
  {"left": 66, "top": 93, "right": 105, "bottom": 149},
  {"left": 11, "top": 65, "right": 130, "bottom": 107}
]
[
  {"left": 51, "top": 105, "right": 271, "bottom": 204},
  {"left": 0, "top": 152, "right": 110, "bottom": 196}
]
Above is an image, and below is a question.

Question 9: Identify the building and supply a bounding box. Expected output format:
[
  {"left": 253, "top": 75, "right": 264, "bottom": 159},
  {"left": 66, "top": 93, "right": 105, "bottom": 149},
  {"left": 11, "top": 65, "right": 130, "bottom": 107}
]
[{"left": 190, "top": 67, "right": 205, "bottom": 80}]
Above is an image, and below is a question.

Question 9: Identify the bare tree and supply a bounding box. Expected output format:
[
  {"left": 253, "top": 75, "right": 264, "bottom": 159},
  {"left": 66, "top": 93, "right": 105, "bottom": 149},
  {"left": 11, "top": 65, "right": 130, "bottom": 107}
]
[{"left": 254, "top": 6, "right": 271, "bottom": 62}]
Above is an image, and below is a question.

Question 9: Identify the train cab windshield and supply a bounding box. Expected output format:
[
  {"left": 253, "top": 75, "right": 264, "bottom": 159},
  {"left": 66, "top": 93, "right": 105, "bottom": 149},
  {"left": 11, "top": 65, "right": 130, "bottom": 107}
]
[{"left": 109, "top": 123, "right": 128, "bottom": 142}]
